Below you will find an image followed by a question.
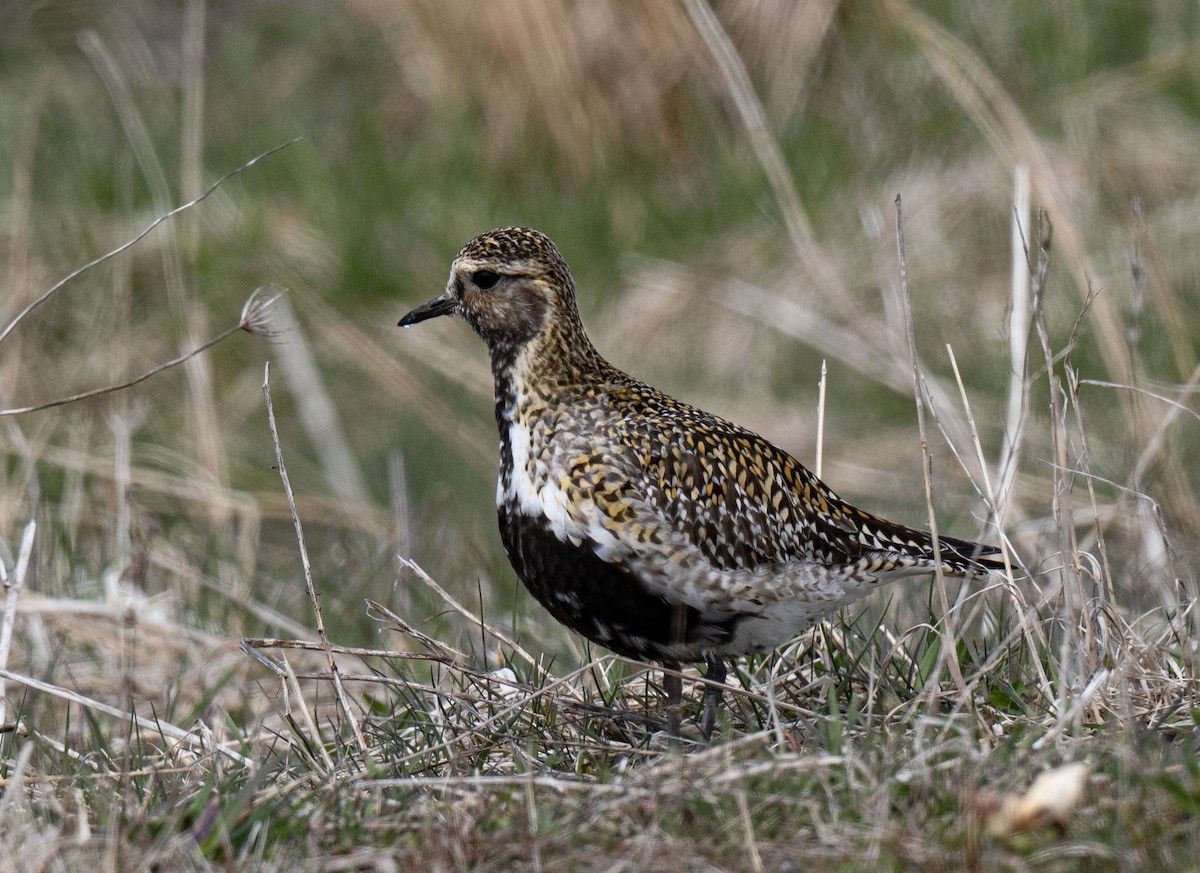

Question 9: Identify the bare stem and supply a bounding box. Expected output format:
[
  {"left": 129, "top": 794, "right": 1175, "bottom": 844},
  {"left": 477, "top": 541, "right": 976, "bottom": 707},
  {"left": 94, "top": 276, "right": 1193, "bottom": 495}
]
[
  {"left": 0, "top": 140, "right": 298, "bottom": 349},
  {"left": 1, "top": 327, "right": 237, "bottom": 417},
  {"left": 815, "top": 358, "right": 827, "bottom": 479},
  {"left": 262, "top": 361, "right": 369, "bottom": 758},
  {"left": 0, "top": 666, "right": 250, "bottom": 766},
  {"left": 683, "top": 0, "right": 847, "bottom": 308},
  {"left": 0, "top": 520, "right": 36, "bottom": 726},
  {"left": 0, "top": 288, "right": 280, "bottom": 417},
  {"left": 894, "top": 195, "right": 967, "bottom": 704}
]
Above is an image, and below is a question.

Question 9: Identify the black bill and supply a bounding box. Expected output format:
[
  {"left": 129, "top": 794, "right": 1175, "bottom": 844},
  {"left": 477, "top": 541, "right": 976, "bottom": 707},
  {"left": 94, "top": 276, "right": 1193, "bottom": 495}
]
[{"left": 398, "top": 292, "right": 456, "bottom": 327}]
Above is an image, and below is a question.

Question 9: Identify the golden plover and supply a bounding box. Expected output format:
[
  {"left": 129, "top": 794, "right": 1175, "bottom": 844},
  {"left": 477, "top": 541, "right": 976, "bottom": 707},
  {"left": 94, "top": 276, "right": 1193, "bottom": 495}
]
[{"left": 400, "top": 227, "right": 1002, "bottom": 737}]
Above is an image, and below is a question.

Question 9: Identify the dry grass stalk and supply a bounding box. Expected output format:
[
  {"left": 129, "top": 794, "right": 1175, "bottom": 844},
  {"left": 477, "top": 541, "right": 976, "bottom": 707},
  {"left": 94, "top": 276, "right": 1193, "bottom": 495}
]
[
  {"left": 0, "top": 521, "right": 35, "bottom": 727},
  {"left": 0, "top": 288, "right": 280, "bottom": 417},
  {"left": 396, "top": 556, "right": 547, "bottom": 680},
  {"left": 887, "top": 1, "right": 1129, "bottom": 388},
  {"left": 684, "top": 0, "right": 845, "bottom": 308},
  {"left": 894, "top": 194, "right": 970, "bottom": 712},
  {"left": 997, "top": 164, "right": 1032, "bottom": 524},
  {"left": 0, "top": 134, "right": 296, "bottom": 349},
  {"left": 262, "top": 362, "right": 368, "bottom": 758},
  {"left": 0, "top": 666, "right": 250, "bottom": 767}
]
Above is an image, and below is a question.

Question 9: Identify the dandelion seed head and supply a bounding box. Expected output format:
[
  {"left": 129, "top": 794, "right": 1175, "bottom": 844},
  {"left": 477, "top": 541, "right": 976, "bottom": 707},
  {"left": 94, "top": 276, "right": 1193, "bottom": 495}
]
[{"left": 240, "top": 285, "right": 288, "bottom": 338}]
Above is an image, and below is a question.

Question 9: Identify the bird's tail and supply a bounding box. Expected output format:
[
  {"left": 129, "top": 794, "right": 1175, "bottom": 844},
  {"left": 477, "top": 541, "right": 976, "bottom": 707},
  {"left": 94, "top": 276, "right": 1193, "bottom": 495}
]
[
  {"left": 928, "top": 529, "right": 1007, "bottom": 576},
  {"left": 847, "top": 508, "right": 1006, "bottom": 578}
]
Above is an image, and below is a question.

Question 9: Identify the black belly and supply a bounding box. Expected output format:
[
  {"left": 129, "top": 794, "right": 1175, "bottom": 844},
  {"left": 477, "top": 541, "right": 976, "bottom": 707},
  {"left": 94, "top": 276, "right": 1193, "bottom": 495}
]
[{"left": 498, "top": 505, "right": 735, "bottom": 662}]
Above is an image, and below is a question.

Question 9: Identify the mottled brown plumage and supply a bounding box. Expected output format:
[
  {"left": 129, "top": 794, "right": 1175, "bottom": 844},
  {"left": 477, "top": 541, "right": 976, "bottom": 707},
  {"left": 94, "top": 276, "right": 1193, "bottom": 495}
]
[{"left": 400, "top": 227, "right": 1002, "bottom": 736}]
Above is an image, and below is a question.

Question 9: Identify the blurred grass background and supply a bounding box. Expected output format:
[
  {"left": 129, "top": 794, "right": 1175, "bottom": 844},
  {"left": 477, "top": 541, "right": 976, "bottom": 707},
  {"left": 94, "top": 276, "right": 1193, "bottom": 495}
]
[
  {"left": 3, "top": 0, "right": 1198, "bottom": 716},
  {"left": 1, "top": 0, "right": 1196, "bottom": 698},
  {"left": 1, "top": 0, "right": 1199, "bottom": 867}
]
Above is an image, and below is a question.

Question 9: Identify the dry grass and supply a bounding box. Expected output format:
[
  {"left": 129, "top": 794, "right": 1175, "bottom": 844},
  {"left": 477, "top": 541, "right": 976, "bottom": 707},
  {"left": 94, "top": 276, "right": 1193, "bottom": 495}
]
[{"left": 1, "top": 1, "right": 1199, "bottom": 869}]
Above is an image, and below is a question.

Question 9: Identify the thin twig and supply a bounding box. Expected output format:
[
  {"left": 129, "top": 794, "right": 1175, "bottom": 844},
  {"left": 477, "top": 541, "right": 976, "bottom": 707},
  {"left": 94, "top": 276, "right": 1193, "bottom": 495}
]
[
  {"left": 944, "top": 346, "right": 1011, "bottom": 568},
  {"left": 1, "top": 329, "right": 228, "bottom": 416},
  {"left": 244, "top": 636, "right": 459, "bottom": 663},
  {"left": 1078, "top": 375, "right": 1200, "bottom": 427},
  {"left": 0, "top": 289, "right": 282, "bottom": 416},
  {"left": 1029, "top": 213, "right": 1082, "bottom": 725},
  {"left": 282, "top": 654, "right": 335, "bottom": 773},
  {"left": 367, "top": 600, "right": 471, "bottom": 665},
  {"left": 0, "top": 140, "right": 297, "bottom": 349},
  {"left": 943, "top": 344, "right": 1052, "bottom": 710},
  {"left": 682, "top": 0, "right": 849, "bottom": 309},
  {"left": 262, "top": 361, "right": 369, "bottom": 758},
  {"left": 997, "top": 163, "right": 1032, "bottom": 524},
  {"left": 893, "top": 195, "right": 967, "bottom": 703},
  {"left": 0, "top": 520, "right": 36, "bottom": 726},
  {"left": 1064, "top": 365, "right": 1116, "bottom": 652},
  {"left": 0, "top": 667, "right": 251, "bottom": 766},
  {"left": 815, "top": 359, "right": 827, "bottom": 479},
  {"left": 396, "top": 555, "right": 548, "bottom": 681}
]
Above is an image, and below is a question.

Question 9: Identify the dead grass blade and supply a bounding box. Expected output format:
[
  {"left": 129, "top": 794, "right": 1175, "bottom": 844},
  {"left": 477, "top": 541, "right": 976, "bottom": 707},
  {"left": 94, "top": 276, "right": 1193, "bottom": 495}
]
[
  {"left": 262, "top": 362, "right": 368, "bottom": 758},
  {"left": 0, "top": 667, "right": 251, "bottom": 766}
]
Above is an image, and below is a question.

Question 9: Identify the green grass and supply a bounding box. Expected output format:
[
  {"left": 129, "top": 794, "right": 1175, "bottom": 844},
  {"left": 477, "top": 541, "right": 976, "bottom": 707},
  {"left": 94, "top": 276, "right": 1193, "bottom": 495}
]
[{"left": 2, "top": 0, "right": 1200, "bottom": 869}]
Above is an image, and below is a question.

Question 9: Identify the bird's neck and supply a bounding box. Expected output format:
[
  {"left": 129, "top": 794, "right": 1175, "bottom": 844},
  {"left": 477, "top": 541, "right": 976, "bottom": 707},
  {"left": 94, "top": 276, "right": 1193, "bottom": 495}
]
[{"left": 489, "top": 320, "right": 609, "bottom": 429}]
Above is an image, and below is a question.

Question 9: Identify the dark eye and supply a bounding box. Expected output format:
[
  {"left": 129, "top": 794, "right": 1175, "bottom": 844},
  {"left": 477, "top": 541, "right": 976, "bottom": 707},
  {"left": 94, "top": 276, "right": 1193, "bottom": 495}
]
[{"left": 471, "top": 269, "right": 501, "bottom": 290}]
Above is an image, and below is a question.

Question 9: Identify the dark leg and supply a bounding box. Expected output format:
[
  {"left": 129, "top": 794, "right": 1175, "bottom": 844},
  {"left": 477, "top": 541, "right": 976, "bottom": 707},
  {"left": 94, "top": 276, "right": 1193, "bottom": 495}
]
[
  {"left": 663, "top": 660, "right": 682, "bottom": 739},
  {"left": 664, "top": 603, "right": 688, "bottom": 740},
  {"left": 699, "top": 656, "right": 727, "bottom": 739}
]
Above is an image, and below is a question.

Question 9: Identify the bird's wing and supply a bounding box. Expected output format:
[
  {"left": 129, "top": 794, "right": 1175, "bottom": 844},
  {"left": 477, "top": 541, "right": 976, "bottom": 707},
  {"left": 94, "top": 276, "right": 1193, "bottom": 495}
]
[
  {"left": 595, "top": 379, "right": 1000, "bottom": 581},
  {"left": 623, "top": 413, "right": 862, "bottom": 569},
  {"left": 578, "top": 379, "right": 851, "bottom": 568}
]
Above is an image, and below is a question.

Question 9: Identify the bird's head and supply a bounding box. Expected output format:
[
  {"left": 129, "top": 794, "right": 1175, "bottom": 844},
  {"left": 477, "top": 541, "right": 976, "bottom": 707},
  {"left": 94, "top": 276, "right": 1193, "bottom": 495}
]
[{"left": 399, "top": 228, "right": 589, "bottom": 364}]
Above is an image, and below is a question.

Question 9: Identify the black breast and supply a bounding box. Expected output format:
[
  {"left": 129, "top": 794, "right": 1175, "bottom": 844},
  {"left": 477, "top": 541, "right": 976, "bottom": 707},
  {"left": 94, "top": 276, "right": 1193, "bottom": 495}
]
[{"left": 497, "top": 505, "right": 736, "bottom": 661}]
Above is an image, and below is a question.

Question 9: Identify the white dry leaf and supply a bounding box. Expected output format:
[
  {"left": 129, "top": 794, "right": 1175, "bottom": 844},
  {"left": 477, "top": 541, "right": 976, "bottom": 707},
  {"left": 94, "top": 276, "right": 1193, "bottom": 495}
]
[
  {"left": 490, "top": 667, "right": 521, "bottom": 699},
  {"left": 983, "top": 762, "right": 1091, "bottom": 837}
]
